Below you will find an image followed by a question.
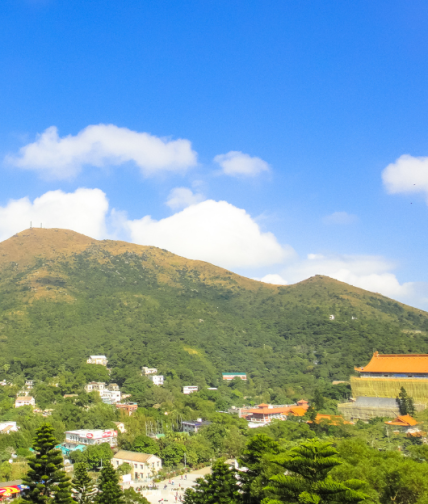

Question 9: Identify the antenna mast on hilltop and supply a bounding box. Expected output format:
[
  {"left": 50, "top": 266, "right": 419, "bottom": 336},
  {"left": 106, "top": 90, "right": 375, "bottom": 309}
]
[
  {"left": 40, "top": 223, "right": 42, "bottom": 228},
  {"left": 30, "top": 221, "right": 32, "bottom": 229}
]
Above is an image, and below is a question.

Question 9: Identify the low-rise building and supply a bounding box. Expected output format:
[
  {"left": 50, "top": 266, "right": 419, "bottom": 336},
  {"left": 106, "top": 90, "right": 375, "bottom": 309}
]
[
  {"left": 25, "top": 380, "right": 34, "bottom": 389},
  {"left": 385, "top": 414, "right": 421, "bottom": 435},
  {"left": 116, "top": 403, "right": 138, "bottom": 415},
  {"left": 241, "top": 403, "right": 309, "bottom": 424},
  {"left": 87, "top": 355, "right": 108, "bottom": 366},
  {"left": 112, "top": 450, "right": 162, "bottom": 481},
  {"left": 142, "top": 367, "right": 158, "bottom": 375},
  {"left": 222, "top": 372, "right": 247, "bottom": 381},
  {"left": 63, "top": 429, "right": 117, "bottom": 450},
  {"left": 85, "top": 382, "right": 106, "bottom": 393},
  {"left": 183, "top": 386, "right": 198, "bottom": 394},
  {"left": 14, "top": 397, "right": 35, "bottom": 408},
  {"left": 148, "top": 375, "right": 164, "bottom": 386},
  {"left": 0, "top": 421, "right": 19, "bottom": 434},
  {"left": 181, "top": 419, "right": 211, "bottom": 434}
]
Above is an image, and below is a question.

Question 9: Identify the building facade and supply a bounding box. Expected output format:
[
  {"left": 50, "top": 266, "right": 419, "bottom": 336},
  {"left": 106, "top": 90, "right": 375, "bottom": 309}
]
[
  {"left": 87, "top": 355, "right": 108, "bottom": 366},
  {"left": 222, "top": 372, "right": 247, "bottom": 381},
  {"left": 116, "top": 403, "right": 138, "bottom": 415},
  {"left": 183, "top": 386, "right": 198, "bottom": 394},
  {"left": 112, "top": 450, "right": 162, "bottom": 481},
  {"left": 181, "top": 419, "right": 211, "bottom": 433},
  {"left": 148, "top": 375, "right": 164, "bottom": 386},
  {"left": 0, "top": 421, "right": 19, "bottom": 433},
  {"left": 63, "top": 429, "right": 118, "bottom": 449},
  {"left": 142, "top": 367, "right": 158, "bottom": 375},
  {"left": 338, "top": 352, "right": 428, "bottom": 420},
  {"left": 14, "top": 396, "right": 35, "bottom": 408}
]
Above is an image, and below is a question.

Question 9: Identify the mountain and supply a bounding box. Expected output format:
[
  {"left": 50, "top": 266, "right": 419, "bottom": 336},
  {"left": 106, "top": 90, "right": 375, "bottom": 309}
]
[{"left": 0, "top": 228, "right": 427, "bottom": 397}]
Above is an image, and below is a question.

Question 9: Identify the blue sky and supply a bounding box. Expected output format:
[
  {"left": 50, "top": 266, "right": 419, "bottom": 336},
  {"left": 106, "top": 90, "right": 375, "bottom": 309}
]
[{"left": 1, "top": 0, "right": 428, "bottom": 308}]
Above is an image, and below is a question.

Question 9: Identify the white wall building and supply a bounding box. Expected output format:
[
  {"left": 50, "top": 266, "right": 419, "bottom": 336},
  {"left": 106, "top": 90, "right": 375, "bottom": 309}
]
[
  {"left": 112, "top": 450, "right": 162, "bottom": 481},
  {"left": 148, "top": 375, "right": 164, "bottom": 386},
  {"left": 63, "top": 429, "right": 117, "bottom": 449},
  {"left": 15, "top": 396, "right": 35, "bottom": 408},
  {"left": 142, "top": 367, "right": 158, "bottom": 375},
  {"left": 85, "top": 381, "right": 106, "bottom": 393},
  {"left": 183, "top": 386, "right": 198, "bottom": 394},
  {"left": 87, "top": 355, "right": 108, "bottom": 366},
  {"left": 0, "top": 421, "right": 19, "bottom": 433}
]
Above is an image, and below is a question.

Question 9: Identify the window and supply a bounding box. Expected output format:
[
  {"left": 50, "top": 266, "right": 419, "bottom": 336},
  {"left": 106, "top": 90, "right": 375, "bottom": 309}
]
[
  {"left": 134, "top": 464, "right": 137, "bottom": 468},
  {"left": 140, "top": 464, "right": 144, "bottom": 469},
  {"left": 116, "top": 461, "right": 119, "bottom": 466}
]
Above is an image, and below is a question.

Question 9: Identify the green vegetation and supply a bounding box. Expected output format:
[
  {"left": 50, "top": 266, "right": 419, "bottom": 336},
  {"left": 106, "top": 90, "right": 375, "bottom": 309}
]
[
  {"left": 95, "top": 461, "right": 124, "bottom": 504},
  {"left": 184, "top": 459, "right": 242, "bottom": 504},
  {"left": 71, "top": 463, "right": 96, "bottom": 504},
  {"left": 0, "top": 229, "right": 427, "bottom": 406},
  {"left": 397, "top": 387, "right": 415, "bottom": 416},
  {"left": 22, "top": 423, "right": 72, "bottom": 504}
]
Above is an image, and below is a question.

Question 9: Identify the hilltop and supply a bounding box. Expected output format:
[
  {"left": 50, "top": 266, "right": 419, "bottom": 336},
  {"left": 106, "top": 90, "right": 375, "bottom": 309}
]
[{"left": 0, "top": 228, "right": 427, "bottom": 398}]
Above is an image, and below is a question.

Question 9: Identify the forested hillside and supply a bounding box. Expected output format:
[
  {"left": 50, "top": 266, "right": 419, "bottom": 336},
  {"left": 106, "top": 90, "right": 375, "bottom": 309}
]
[{"left": 0, "top": 228, "right": 427, "bottom": 399}]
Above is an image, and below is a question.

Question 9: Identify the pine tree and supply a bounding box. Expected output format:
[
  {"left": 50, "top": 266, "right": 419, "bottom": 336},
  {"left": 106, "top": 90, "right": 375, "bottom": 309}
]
[
  {"left": 238, "top": 434, "right": 281, "bottom": 504},
  {"left": 265, "top": 439, "right": 368, "bottom": 504},
  {"left": 397, "top": 387, "right": 416, "bottom": 416},
  {"left": 72, "top": 463, "right": 96, "bottom": 504},
  {"left": 22, "top": 423, "right": 73, "bottom": 504},
  {"left": 95, "top": 461, "right": 124, "bottom": 504},
  {"left": 183, "top": 459, "right": 241, "bottom": 504}
]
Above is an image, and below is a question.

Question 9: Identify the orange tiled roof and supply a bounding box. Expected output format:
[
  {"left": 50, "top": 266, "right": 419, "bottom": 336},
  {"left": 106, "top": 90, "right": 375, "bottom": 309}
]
[
  {"left": 288, "top": 406, "right": 307, "bottom": 417},
  {"left": 247, "top": 406, "right": 290, "bottom": 415},
  {"left": 385, "top": 415, "right": 418, "bottom": 427},
  {"left": 311, "top": 414, "right": 351, "bottom": 425},
  {"left": 356, "top": 352, "right": 428, "bottom": 374}
]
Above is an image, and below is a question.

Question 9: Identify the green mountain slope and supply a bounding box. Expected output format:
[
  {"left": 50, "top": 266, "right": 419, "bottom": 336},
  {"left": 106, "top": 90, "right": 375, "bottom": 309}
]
[{"left": 0, "top": 228, "right": 427, "bottom": 396}]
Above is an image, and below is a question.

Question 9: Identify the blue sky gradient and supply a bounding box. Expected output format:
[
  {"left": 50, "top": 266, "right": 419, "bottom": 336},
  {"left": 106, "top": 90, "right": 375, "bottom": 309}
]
[{"left": 1, "top": 0, "right": 427, "bottom": 307}]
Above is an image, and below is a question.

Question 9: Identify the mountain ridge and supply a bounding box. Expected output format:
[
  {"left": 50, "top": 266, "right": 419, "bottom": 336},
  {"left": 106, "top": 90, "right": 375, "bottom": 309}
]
[{"left": 0, "top": 228, "right": 427, "bottom": 397}]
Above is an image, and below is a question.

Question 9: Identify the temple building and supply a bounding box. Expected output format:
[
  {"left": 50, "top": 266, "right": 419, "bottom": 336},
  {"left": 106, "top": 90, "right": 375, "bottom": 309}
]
[{"left": 338, "top": 352, "right": 428, "bottom": 420}]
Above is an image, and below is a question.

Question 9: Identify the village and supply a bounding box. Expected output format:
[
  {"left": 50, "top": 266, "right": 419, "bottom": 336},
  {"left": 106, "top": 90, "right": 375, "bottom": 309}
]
[{"left": 1, "top": 350, "right": 428, "bottom": 502}]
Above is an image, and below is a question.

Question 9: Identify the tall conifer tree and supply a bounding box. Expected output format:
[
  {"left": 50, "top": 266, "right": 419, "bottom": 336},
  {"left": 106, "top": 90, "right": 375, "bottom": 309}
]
[
  {"left": 22, "top": 423, "right": 72, "bottom": 504},
  {"left": 265, "top": 439, "right": 368, "bottom": 504},
  {"left": 95, "top": 461, "right": 124, "bottom": 504},
  {"left": 183, "top": 459, "right": 241, "bottom": 504},
  {"left": 72, "top": 463, "right": 95, "bottom": 504}
]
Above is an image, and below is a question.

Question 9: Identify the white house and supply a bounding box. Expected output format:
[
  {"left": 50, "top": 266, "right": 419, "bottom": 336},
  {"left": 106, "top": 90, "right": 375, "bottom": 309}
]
[
  {"left": 142, "top": 367, "right": 158, "bottom": 375},
  {"left": 113, "top": 421, "right": 126, "bottom": 434},
  {"left": 87, "top": 355, "right": 108, "bottom": 366},
  {"left": 15, "top": 396, "right": 35, "bottom": 408},
  {"left": 63, "top": 429, "right": 117, "bottom": 449},
  {"left": 85, "top": 381, "right": 106, "bottom": 393},
  {"left": 0, "top": 421, "right": 19, "bottom": 433},
  {"left": 148, "top": 375, "right": 164, "bottom": 386},
  {"left": 112, "top": 450, "right": 162, "bottom": 481},
  {"left": 183, "top": 386, "right": 198, "bottom": 394},
  {"left": 25, "top": 380, "right": 34, "bottom": 389},
  {"left": 181, "top": 419, "right": 211, "bottom": 433}
]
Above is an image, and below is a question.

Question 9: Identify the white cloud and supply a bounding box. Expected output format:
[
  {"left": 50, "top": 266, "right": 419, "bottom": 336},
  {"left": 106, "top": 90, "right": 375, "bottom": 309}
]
[
  {"left": 258, "top": 274, "right": 288, "bottom": 285},
  {"left": 282, "top": 253, "right": 414, "bottom": 299},
  {"left": 166, "top": 187, "right": 205, "bottom": 211},
  {"left": 0, "top": 188, "right": 109, "bottom": 241},
  {"left": 382, "top": 154, "right": 428, "bottom": 199},
  {"left": 125, "top": 200, "right": 293, "bottom": 269},
  {"left": 214, "top": 151, "right": 270, "bottom": 177},
  {"left": 6, "top": 124, "right": 197, "bottom": 179},
  {"left": 322, "top": 211, "right": 358, "bottom": 225}
]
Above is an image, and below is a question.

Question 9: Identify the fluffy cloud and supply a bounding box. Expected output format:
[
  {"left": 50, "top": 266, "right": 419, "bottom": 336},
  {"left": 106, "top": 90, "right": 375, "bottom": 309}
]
[
  {"left": 322, "top": 211, "right": 358, "bottom": 225},
  {"left": 126, "top": 200, "right": 293, "bottom": 269},
  {"left": 258, "top": 274, "right": 288, "bottom": 285},
  {"left": 6, "top": 124, "right": 197, "bottom": 179},
  {"left": 382, "top": 154, "right": 428, "bottom": 199},
  {"left": 282, "top": 253, "right": 414, "bottom": 299},
  {"left": 0, "top": 188, "right": 109, "bottom": 241},
  {"left": 214, "top": 151, "right": 270, "bottom": 177},
  {"left": 166, "top": 187, "right": 205, "bottom": 210}
]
